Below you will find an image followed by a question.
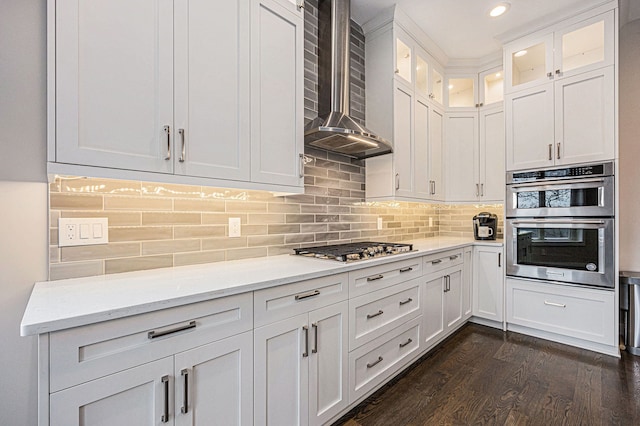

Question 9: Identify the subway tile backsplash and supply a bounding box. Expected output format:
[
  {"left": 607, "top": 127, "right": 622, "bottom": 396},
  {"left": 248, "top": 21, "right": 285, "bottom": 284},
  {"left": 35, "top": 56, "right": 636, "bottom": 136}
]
[{"left": 46, "top": 2, "right": 504, "bottom": 280}]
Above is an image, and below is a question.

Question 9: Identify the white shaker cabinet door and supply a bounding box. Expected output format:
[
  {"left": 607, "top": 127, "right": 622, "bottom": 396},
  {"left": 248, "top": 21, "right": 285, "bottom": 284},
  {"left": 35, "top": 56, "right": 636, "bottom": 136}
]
[
  {"left": 428, "top": 106, "right": 445, "bottom": 201},
  {"left": 250, "top": 0, "right": 304, "bottom": 188},
  {"left": 174, "top": 331, "right": 253, "bottom": 426},
  {"left": 479, "top": 106, "right": 505, "bottom": 202},
  {"left": 444, "top": 269, "right": 464, "bottom": 331},
  {"left": 254, "top": 314, "right": 309, "bottom": 426},
  {"left": 50, "top": 357, "right": 173, "bottom": 426},
  {"left": 554, "top": 67, "right": 615, "bottom": 165},
  {"left": 473, "top": 246, "right": 504, "bottom": 322},
  {"left": 505, "top": 84, "right": 554, "bottom": 171},
  {"left": 422, "top": 276, "right": 445, "bottom": 350},
  {"left": 308, "top": 302, "right": 349, "bottom": 426},
  {"left": 393, "top": 85, "right": 415, "bottom": 198},
  {"left": 55, "top": 0, "right": 174, "bottom": 173},
  {"left": 445, "top": 112, "right": 478, "bottom": 201},
  {"left": 173, "top": 0, "right": 251, "bottom": 181}
]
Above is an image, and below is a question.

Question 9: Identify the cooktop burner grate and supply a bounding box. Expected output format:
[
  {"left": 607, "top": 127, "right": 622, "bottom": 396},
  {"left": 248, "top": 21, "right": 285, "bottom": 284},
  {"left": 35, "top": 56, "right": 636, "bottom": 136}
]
[{"left": 293, "top": 241, "right": 414, "bottom": 262}]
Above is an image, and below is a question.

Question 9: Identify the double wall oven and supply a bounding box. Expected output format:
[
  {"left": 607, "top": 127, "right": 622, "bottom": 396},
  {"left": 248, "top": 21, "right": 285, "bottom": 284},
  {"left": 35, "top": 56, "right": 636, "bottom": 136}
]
[{"left": 505, "top": 162, "right": 615, "bottom": 289}]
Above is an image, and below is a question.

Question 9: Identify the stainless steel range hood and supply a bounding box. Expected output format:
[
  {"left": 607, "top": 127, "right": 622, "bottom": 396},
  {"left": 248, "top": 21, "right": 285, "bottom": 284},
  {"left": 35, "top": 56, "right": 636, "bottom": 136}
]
[{"left": 304, "top": 0, "right": 392, "bottom": 159}]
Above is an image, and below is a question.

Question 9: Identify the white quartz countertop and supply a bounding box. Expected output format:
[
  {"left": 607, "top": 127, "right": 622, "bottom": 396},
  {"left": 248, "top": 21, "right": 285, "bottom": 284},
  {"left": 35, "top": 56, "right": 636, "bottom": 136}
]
[{"left": 21, "top": 237, "right": 502, "bottom": 336}]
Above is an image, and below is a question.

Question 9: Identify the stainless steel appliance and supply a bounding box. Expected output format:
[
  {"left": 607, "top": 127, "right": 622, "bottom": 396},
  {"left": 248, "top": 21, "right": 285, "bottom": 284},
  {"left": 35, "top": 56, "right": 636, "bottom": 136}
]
[
  {"left": 505, "top": 162, "right": 615, "bottom": 289},
  {"left": 293, "top": 242, "right": 414, "bottom": 262},
  {"left": 473, "top": 212, "right": 498, "bottom": 240}
]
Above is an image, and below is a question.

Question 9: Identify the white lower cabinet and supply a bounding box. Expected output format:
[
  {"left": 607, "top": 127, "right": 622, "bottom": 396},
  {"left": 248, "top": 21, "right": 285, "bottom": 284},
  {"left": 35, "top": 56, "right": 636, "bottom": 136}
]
[
  {"left": 50, "top": 331, "right": 254, "bottom": 426},
  {"left": 472, "top": 246, "right": 504, "bottom": 323},
  {"left": 422, "top": 265, "right": 464, "bottom": 350},
  {"left": 506, "top": 278, "right": 615, "bottom": 346},
  {"left": 253, "top": 301, "right": 348, "bottom": 426}
]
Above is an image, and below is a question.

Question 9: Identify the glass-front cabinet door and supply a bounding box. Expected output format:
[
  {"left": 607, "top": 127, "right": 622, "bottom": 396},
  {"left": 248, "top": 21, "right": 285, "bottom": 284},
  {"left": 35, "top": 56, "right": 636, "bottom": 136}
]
[
  {"left": 430, "top": 68, "right": 444, "bottom": 105},
  {"left": 479, "top": 67, "right": 504, "bottom": 106},
  {"left": 395, "top": 32, "right": 413, "bottom": 85},
  {"left": 505, "top": 34, "right": 553, "bottom": 92},
  {"left": 415, "top": 53, "right": 429, "bottom": 97},
  {"left": 446, "top": 76, "right": 476, "bottom": 109},
  {"left": 554, "top": 11, "right": 614, "bottom": 79}
]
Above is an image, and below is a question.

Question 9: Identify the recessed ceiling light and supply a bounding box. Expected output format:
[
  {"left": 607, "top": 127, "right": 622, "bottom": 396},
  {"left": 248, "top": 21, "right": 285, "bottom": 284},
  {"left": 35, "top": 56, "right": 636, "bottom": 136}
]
[
  {"left": 489, "top": 2, "right": 510, "bottom": 17},
  {"left": 514, "top": 50, "right": 528, "bottom": 57}
]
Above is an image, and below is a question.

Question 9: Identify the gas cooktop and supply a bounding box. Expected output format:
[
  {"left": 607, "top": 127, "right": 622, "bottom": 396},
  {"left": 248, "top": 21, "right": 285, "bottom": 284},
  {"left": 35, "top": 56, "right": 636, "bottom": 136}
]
[{"left": 293, "top": 242, "right": 414, "bottom": 262}]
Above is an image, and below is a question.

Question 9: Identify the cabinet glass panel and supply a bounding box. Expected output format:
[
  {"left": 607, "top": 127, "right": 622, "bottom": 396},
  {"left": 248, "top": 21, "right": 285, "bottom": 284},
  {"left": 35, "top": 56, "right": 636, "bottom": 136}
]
[
  {"left": 396, "top": 38, "right": 412, "bottom": 84},
  {"left": 511, "top": 42, "right": 546, "bottom": 87},
  {"left": 483, "top": 70, "right": 504, "bottom": 105},
  {"left": 416, "top": 55, "right": 428, "bottom": 96},
  {"left": 448, "top": 78, "right": 474, "bottom": 107},
  {"left": 562, "top": 20, "right": 604, "bottom": 73},
  {"left": 431, "top": 69, "right": 443, "bottom": 104}
]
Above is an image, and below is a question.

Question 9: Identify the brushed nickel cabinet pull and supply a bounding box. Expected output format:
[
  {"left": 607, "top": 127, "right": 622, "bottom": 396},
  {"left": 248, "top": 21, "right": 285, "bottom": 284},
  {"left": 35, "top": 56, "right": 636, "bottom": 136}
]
[
  {"left": 400, "top": 267, "right": 413, "bottom": 273},
  {"left": 479, "top": 102, "right": 484, "bottom": 107},
  {"left": 163, "top": 125, "right": 171, "bottom": 160},
  {"left": 399, "top": 338, "right": 413, "bottom": 348},
  {"left": 295, "top": 289, "right": 320, "bottom": 301},
  {"left": 367, "top": 274, "right": 384, "bottom": 282},
  {"left": 299, "top": 153, "right": 305, "bottom": 178},
  {"left": 399, "top": 298, "right": 413, "bottom": 306},
  {"left": 547, "top": 71, "right": 553, "bottom": 78},
  {"left": 431, "top": 259, "right": 442, "bottom": 265},
  {"left": 449, "top": 255, "right": 459, "bottom": 260},
  {"left": 296, "top": 0, "right": 304, "bottom": 9},
  {"left": 161, "top": 375, "right": 169, "bottom": 423},
  {"left": 548, "top": 144, "right": 553, "bottom": 160},
  {"left": 555, "top": 69, "right": 561, "bottom": 75},
  {"left": 180, "top": 368, "right": 189, "bottom": 414},
  {"left": 544, "top": 300, "right": 566, "bottom": 308},
  {"left": 367, "top": 356, "right": 384, "bottom": 369},
  {"left": 557, "top": 142, "right": 561, "bottom": 160},
  {"left": 367, "top": 310, "right": 384, "bottom": 319},
  {"left": 178, "top": 128, "right": 185, "bottom": 162},
  {"left": 476, "top": 183, "right": 480, "bottom": 197},
  {"left": 395, "top": 173, "right": 400, "bottom": 190},
  {"left": 302, "top": 326, "right": 309, "bottom": 358},
  {"left": 148, "top": 321, "right": 196, "bottom": 339},
  {"left": 312, "top": 323, "right": 318, "bottom": 354},
  {"left": 498, "top": 253, "right": 502, "bottom": 267},
  {"left": 480, "top": 183, "right": 484, "bottom": 196}
]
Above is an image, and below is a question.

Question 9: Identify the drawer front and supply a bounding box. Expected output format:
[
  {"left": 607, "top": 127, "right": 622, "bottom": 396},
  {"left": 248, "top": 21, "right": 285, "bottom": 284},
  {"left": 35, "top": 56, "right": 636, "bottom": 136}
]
[
  {"left": 423, "top": 249, "right": 464, "bottom": 277},
  {"left": 349, "top": 278, "right": 421, "bottom": 350},
  {"left": 506, "top": 278, "right": 615, "bottom": 345},
  {"left": 254, "top": 273, "right": 348, "bottom": 327},
  {"left": 349, "top": 258, "right": 422, "bottom": 298},
  {"left": 348, "top": 316, "right": 421, "bottom": 403},
  {"left": 50, "top": 292, "right": 253, "bottom": 392}
]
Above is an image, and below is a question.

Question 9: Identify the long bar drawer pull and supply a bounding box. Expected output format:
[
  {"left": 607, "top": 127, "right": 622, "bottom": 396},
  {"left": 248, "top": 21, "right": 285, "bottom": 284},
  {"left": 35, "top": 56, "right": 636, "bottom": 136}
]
[
  {"left": 161, "top": 375, "right": 169, "bottom": 423},
  {"left": 302, "top": 326, "right": 309, "bottom": 358},
  {"left": 449, "top": 255, "right": 459, "bottom": 260},
  {"left": 399, "top": 267, "right": 413, "bottom": 273},
  {"left": 367, "top": 275, "right": 384, "bottom": 282},
  {"left": 295, "top": 289, "right": 320, "bottom": 301},
  {"left": 367, "top": 356, "right": 384, "bottom": 369},
  {"left": 148, "top": 321, "right": 196, "bottom": 339},
  {"left": 399, "top": 338, "right": 413, "bottom": 348},
  {"left": 431, "top": 259, "right": 442, "bottom": 265},
  {"left": 399, "top": 298, "right": 413, "bottom": 306},
  {"left": 367, "top": 310, "right": 384, "bottom": 319},
  {"left": 544, "top": 300, "right": 566, "bottom": 308}
]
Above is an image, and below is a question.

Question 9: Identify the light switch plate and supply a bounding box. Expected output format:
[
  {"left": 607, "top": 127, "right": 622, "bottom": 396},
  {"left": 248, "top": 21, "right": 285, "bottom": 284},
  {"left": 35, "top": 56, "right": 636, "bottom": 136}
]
[
  {"left": 377, "top": 217, "right": 383, "bottom": 230},
  {"left": 58, "top": 218, "right": 109, "bottom": 247}
]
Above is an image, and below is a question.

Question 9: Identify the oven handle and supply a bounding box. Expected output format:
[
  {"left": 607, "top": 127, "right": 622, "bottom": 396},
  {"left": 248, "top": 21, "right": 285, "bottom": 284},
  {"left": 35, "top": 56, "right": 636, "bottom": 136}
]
[
  {"left": 510, "top": 219, "right": 606, "bottom": 225},
  {"left": 509, "top": 177, "right": 606, "bottom": 190}
]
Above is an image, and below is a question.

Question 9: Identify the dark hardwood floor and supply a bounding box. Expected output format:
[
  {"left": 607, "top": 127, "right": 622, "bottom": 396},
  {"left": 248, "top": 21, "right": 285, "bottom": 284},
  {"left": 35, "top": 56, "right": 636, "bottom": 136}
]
[{"left": 333, "top": 324, "right": 640, "bottom": 426}]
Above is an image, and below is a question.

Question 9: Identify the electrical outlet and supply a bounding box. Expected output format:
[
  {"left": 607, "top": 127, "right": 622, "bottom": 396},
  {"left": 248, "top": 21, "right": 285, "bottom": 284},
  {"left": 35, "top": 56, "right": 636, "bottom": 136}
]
[
  {"left": 58, "top": 218, "right": 108, "bottom": 247},
  {"left": 429, "top": 217, "right": 433, "bottom": 227},
  {"left": 377, "top": 217, "right": 383, "bottom": 230},
  {"left": 229, "top": 217, "right": 241, "bottom": 238}
]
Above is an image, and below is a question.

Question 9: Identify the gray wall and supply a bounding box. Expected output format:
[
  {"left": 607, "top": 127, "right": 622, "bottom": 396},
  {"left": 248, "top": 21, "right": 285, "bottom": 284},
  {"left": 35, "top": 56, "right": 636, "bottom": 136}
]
[
  {"left": 0, "top": 1, "right": 48, "bottom": 425},
  {"left": 619, "top": 18, "right": 640, "bottom": 271}
]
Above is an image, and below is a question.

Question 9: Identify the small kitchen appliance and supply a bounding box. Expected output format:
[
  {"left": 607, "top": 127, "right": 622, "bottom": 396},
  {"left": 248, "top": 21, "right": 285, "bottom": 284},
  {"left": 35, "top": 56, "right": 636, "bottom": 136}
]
[{"left": 473, "top": 212, "right": 498, "bottom": 240}]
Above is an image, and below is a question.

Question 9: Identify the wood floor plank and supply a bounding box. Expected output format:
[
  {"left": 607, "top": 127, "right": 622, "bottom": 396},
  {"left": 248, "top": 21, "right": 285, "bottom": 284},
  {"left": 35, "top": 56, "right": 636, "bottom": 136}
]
[{"left": 333, "top": 324, "right": 640, "bottom": 426}]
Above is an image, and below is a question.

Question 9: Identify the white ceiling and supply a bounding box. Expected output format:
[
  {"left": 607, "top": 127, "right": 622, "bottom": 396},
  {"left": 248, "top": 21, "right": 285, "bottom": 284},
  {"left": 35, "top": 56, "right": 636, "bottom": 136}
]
[{"left": 350, "top": 0, "right": 625, "bottom": 60}]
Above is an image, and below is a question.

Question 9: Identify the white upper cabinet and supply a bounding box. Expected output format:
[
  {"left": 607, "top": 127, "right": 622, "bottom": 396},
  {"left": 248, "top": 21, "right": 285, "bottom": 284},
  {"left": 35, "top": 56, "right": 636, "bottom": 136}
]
[
  {"left": 51, "top": 0, "right": 303, "bottom": 192},
  {"left": 55, "top": 0, "right": 175, "bottom": 174},
  {"left": 446, "top": 76, "right": 477, "bottom": 110},
  {"left": 395, "top": 31, "right": 414, "bottom": 85},
  {"left": 505, "top": 10, "right": 614, "bottom": 94}
]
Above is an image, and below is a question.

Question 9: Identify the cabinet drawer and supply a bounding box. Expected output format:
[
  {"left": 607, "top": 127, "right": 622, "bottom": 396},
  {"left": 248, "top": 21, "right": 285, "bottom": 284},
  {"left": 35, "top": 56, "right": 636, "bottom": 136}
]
[
  {"left": 349, "top": 258, "right": 422, "bottom": 298},
  {"left": 50, "top": 292, "right": 253, "bottom": 392},
  {"left": 349, "top": 278, "right": 421, "bottom": 350},
  {"left": 423, "top": 249, "right": 464, "bottom": 276},
  {"left": 254, "top": 273, "right": 348, "bottom": 327},
  {"left": 348, "top": 316, "right": 421, "bottom": 403},
  {"left": 506, "top": 278, "right": 615, "bottom": 345}
]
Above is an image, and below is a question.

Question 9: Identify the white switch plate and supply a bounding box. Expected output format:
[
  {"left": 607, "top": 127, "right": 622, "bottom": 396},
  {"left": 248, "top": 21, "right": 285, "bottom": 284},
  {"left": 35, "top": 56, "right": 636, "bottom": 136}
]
[
  {"left": 377, "top": 217, "right": 383, "bottom": 230},
  {"left": 229, "top": 217, "right": 241, "bottom": 238},
  {"left": 429, "top": 217, "right": 433, "bottom": 227},
  {"left": 58, "top": 218, "right": 109, "bottom": 247}
]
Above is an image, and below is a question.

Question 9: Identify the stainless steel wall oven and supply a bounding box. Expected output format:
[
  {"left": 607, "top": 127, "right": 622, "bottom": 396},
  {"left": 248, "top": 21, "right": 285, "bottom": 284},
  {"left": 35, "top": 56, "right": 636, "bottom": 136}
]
[{"left": 505, "top": 162, "right": 615, "bottom": 289}]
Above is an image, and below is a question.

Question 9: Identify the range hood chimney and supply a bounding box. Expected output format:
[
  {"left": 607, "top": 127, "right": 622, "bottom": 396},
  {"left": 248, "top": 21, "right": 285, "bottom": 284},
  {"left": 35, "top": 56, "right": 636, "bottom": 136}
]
[{"left": 304, "top": 0, "right": 393, "bottom": 159}]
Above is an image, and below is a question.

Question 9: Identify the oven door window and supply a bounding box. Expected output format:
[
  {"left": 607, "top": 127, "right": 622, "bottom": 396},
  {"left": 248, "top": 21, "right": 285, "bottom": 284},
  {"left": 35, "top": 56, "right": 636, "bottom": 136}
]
[
  {"left": 516, "top": 227, "right": 600, "bottom": 271},
  {"left": 516, "top": 187, "right": 600, "bottom": 210}
]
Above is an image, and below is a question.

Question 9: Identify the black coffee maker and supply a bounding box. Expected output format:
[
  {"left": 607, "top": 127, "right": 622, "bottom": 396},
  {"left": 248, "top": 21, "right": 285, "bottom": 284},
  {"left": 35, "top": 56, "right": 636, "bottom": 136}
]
[{"left": 473, "top": 212, "right": 498, "bottom": 240}]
